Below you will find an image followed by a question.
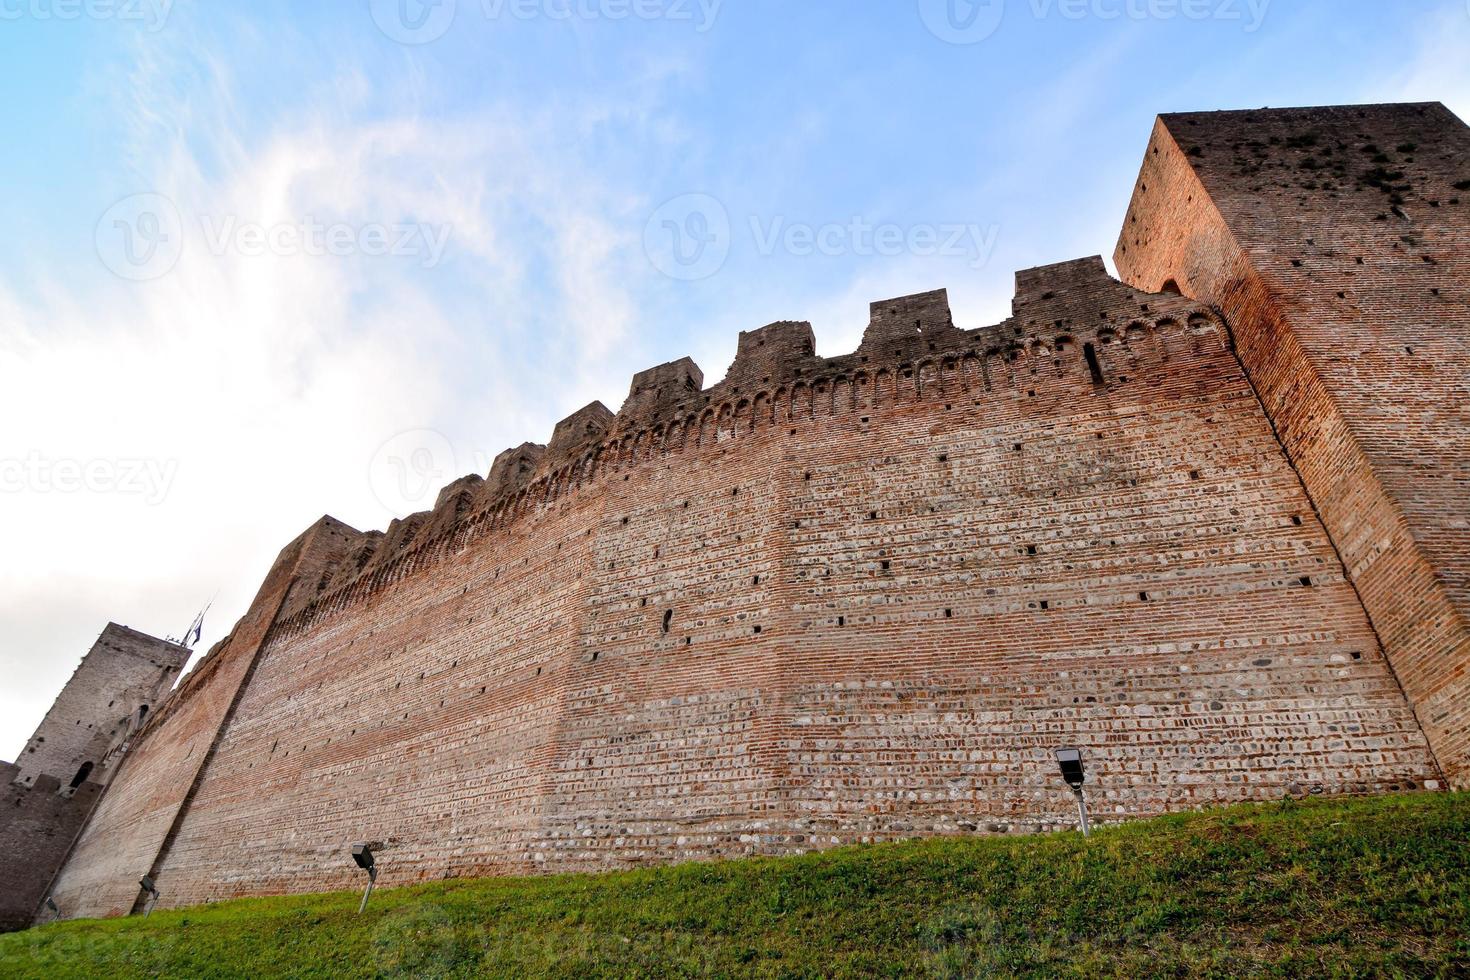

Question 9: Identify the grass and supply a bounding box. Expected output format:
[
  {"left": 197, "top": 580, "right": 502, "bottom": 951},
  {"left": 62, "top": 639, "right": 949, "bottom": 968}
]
[{"left": 3, "top": 793, "right": 1467, "bottom": 978}]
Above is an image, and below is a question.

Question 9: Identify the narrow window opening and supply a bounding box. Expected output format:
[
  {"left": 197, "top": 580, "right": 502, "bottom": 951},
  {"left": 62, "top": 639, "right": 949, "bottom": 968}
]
[
  {"left": 1040, "top": 600, "right": 1050, "bottom": 610},
  {"left": 1026, "top": 544, "right": 1037, "bottom": 556},
  {"left": 591, "top": 651, "right": 600, "bottom": 662},
  {"left": 753, "top": 575, "right": 761, "bottom": 586},
  {"left": 70, "top": 761, "right": 94, "bottom": 788},
  {"left": 1139, "top": 592, "right": 1151, "bottom": 602},
  {"left": 753, "top": 625, "right": 762, "bottom": 634},
  {"left": 662, "top": 610, "right": 673, "bottom": 634},
  {"left": 838, "top": 616, "right": 846, "bottom": 627},
  {"left": 1083, "top": 342, "right": 1105, "bottom": 385},
  {"left": 1291, "top": 515, "right": 1303, "bottom": 526},
  {"left": 1299, "top": 576, "right": 1313, "bottom": 587},
  {"left": 881, "top": 560, "right": 892, "bottom": 571},
  {"left": 944, "top": 609, "right": 953, "bottom": 619}
]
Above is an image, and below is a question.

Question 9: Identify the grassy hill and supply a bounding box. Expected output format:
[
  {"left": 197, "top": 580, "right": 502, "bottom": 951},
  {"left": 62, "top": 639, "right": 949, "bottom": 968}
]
[{"left": 2, "top": 792, "right": 1466, "bottom": 978}]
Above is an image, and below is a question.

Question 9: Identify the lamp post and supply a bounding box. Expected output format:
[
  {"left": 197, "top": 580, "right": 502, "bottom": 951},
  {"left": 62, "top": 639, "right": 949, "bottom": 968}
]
[
  {"left": 138, "top": 875, "right": 160, "bottom": 917},
  {"left": 1055, "top": 747, "right": 1090, "bottom": 837},
  {"left": 351, "top": 843, "right": 378, "bottom": 914}
]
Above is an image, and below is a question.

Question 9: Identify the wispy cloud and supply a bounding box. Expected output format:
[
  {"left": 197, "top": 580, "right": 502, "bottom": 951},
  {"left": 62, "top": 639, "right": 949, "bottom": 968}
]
[{"left": 0, "top": 16, "right": 680, "bottom": 755}]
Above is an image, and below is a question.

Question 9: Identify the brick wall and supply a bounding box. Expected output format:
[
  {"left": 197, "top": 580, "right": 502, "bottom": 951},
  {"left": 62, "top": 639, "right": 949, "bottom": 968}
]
[
  {"left": 0, "top": 763, "right": 101, "bottom": 931},
  {"left": 45, "top": 518, "right": 368, "bottom": 920},
  {"left": 1114, "top": 102, "right": 1470, "bottom": 787},
  {"left": 55, "top": 258, "right": 1438, "bottom": 915}
]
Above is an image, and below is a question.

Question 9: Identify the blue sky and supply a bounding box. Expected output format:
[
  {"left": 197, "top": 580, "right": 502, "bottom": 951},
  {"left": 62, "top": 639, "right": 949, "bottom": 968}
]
[{"left": 2, "top": 0, "right": 1468, "bottom": 758}]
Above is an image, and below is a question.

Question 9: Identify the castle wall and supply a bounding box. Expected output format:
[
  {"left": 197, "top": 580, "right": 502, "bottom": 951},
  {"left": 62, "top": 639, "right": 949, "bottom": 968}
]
[
  {"left": 0, "top": 764, "right": 101, "bottom": 932},
  {"left": 45, "top": 518, "right": 368, "bottom": 921},
  {"left": 68, "top": 260, "right": 1437, "bottom": 913},
  {"left": 1113, "top": 103, "right": 1470, "bottom": 787}
]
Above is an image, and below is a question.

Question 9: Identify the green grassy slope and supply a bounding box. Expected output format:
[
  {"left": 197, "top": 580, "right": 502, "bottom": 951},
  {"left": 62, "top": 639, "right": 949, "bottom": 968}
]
[{"left": 3, "top": 793, "right": 1467, "bottom": 978}]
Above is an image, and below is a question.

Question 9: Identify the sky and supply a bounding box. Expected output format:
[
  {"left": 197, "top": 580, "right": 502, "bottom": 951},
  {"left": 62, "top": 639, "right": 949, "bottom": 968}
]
[{"left": 1, "top": 0, "right": 1468, "bottom": 760}]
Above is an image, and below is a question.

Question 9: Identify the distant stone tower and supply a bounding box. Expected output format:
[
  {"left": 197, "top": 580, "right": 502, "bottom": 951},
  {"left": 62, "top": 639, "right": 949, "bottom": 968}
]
[
  {"left": 0, "top": 624, "right": 188, "bottom": 931},
  {"left": 12, "top": 624, "right": 189, "bottom": 789}
]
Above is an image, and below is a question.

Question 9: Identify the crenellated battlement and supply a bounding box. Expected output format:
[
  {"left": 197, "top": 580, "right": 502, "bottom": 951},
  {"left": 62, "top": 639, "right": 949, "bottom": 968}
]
[{"left": 270, "top": 256, "right": 1221, "bottom": 643}]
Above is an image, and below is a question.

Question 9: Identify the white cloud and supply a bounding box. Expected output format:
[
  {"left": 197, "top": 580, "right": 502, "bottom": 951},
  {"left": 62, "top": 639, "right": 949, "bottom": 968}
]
[{"left": 0, "top": 33, "right": 665, "bottom": 761}]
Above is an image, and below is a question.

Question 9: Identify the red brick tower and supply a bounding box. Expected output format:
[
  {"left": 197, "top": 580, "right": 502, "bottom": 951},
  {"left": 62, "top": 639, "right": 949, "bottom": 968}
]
[{"left": 1115, "top": 102, "right": 1470, "bottom": 788}]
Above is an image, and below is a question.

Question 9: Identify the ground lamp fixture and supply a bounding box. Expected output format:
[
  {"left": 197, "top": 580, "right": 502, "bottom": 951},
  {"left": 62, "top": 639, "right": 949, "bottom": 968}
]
[
  {"left": 139, "top": 875, "right": 160, "bottom": 917},
  {"left": 1055, "top": 747, "right": 1091, "bottom": 837},
  {"left": 351, "top": 843, "right": 378, "bottom": 913}
]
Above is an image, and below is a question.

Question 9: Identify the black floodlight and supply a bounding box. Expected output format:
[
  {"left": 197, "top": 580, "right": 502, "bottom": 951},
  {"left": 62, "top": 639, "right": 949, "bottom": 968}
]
[
  {"left": 351, "top": 843, "right": 378, "bottom": 913},
  {"left": 351, "top": 843, "right": 376, "bottom": 877},
  {"left": 1054, "top": 747, "right": 1092, "bottom": 837},
  {"left": 1055, "top": 747, "right": 1085, "bottom": 789},
  {"left": 138, "top": 875, "right": 160, "bottom": 917}
]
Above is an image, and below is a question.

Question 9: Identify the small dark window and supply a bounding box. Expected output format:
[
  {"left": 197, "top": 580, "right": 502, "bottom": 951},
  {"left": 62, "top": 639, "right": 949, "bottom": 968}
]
[
  {"left": 1083, "top": 342, "right": 1105, "bottom": 385},
  {"left": 662, "top": 610, "right": 673, "bottom": 634},
  {"left": 1139, "top": 592, "right": 1151, "bottom": 602},
  {"left": 69, "top": 762, "right": 93, "bottom": 789}
]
